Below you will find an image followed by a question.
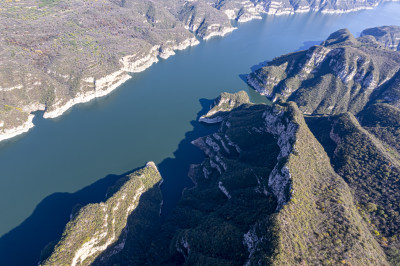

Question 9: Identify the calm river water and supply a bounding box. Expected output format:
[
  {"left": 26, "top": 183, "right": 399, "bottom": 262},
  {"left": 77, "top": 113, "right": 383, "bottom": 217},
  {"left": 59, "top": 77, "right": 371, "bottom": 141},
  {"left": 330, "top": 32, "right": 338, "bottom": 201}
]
[{"left": 1, "top": 3, "right": 400, "bottom": 264}]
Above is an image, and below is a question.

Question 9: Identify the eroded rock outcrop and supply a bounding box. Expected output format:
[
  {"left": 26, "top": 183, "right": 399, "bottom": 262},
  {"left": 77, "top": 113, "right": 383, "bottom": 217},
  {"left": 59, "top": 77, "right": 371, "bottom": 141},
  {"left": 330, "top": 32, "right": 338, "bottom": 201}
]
[
  {"left": 41, "top": 162, "right": 162, "bottom": 266},
  {"left": 199, "top": 90, "right": 250, "bottom": 123}
]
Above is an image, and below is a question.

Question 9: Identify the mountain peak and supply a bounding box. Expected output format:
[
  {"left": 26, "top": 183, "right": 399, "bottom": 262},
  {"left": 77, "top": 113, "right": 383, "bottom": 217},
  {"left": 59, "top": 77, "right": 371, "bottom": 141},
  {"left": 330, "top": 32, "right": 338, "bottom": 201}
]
[{"left": 322, "top": 28, "right": 357, "bottom": 46}]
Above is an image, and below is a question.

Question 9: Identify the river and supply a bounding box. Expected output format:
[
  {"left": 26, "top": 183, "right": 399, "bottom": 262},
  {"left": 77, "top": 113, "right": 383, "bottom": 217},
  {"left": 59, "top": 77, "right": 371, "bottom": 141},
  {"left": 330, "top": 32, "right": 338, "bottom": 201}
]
[{"left": 1, "top": 2, "right": 400, "bottom": 264}]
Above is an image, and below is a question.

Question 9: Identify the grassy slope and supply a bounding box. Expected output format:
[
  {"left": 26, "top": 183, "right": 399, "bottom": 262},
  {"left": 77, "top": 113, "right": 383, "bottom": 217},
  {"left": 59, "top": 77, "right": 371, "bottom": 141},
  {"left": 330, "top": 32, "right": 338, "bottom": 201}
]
[
  {"left": 271, "top": 103, "right": 387, "bottom": 265},
  {"left": 306, "top": 108, "right": 400, "bottom": 263}
]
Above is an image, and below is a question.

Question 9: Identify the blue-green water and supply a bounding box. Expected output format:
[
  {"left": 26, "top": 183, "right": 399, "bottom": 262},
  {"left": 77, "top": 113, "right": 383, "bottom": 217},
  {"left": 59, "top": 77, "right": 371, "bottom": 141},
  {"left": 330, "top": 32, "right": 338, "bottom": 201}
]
[{"left": 1, "top": 3, "right": 400, "bottom": 263}]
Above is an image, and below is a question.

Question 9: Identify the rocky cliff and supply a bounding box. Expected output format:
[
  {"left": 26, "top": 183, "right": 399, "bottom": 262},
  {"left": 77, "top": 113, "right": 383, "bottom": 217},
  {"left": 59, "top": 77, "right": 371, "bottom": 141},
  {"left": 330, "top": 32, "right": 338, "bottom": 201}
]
[
  {"left": 42, "top": 90, "right": 400, "bottom": 264},
  {"left": 41, "top": 162, "right": 162, "bottom": 266},
  {"left": 246, "top": 25, "right": 400, "bottom": 262},
  {"left": 145, "top": 92, "right": 388, "bottom": 265},
  {"left": 199, "top": 90, "right": 250, "bottom": 123}
]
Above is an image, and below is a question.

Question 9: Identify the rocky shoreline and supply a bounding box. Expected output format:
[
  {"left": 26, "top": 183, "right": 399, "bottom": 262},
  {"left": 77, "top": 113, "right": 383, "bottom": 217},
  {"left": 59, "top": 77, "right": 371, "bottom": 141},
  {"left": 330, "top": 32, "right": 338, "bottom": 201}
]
[
  {"left": 0, "top": 37, "right": 200, "bottom": 142},
  {"left": 0, "top": 114, "right": 35, "bottom": 143},
  {"left": 0, "top": 1, "right": 396, "bottom": 143}
]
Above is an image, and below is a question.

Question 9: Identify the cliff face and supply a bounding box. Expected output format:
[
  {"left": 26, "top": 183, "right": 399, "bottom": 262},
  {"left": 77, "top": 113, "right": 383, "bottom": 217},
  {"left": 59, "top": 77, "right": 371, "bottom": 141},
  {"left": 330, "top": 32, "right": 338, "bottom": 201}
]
[
  {"left": 216, "top": 0, "right": 384, "bottom": 22},
  {"left": 41, "top": 162, "right": 162, "bottom": 266},
  {"left": 247, "top": 27, "right": 400, "bottom": 115},
  {"left": 42, "top": 91, "right": 400, "bottom": 264},
  {"left": 144, "top": 92, "right": 388, "bottom": 265}
]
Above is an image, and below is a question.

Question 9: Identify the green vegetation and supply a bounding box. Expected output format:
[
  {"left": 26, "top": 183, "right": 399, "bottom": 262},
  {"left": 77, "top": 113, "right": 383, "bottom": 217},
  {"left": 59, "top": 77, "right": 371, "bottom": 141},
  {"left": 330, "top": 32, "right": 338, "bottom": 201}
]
[
  {"left": 359, "top": 103, "right": 400, "bottom": 154},
  {"left": 41, "top": 162, "right": 162, "bottom": 266},
  {"left": 267, "top": 103, "right": 386, "bottom": 265},
  {"left": 38, "top": 0, "right": 61, "bottom": 8},
  {"left": 306, "top": 111, "right": 400, "bottom": 263},
  {"left": 247, "top": 28, "right": 400, "bottom": 115},
  {"left": 146, "top": 98, "right": 387, "bottom": 265},
  {"left": 330, "top": 113, "right": 400, "bottom": 241}
]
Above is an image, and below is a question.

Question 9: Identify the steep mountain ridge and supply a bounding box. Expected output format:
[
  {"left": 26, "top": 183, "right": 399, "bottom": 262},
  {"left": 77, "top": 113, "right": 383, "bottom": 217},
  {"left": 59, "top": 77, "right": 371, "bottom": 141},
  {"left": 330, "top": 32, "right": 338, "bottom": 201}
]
[
  {"left": 42, "top": 90, "right": 400, "bottom": 265},
  {"left": 247, "top": 27, "right": 400, "bottom": 261},
  {"left": 145, "top": 92, "right": 388, "bottom": 265},
  {"left": 247, "top": 27, "right": 400, "bottom": 115}
]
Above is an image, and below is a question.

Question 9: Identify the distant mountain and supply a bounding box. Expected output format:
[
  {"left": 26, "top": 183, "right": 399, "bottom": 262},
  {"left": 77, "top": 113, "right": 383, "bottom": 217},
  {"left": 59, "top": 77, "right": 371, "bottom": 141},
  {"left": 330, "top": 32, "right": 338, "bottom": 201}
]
[
  {"left": 0, "top": 0, "right": 394, "bottom": 142},
  {"left": 247, "top": 26, "right": 400, "bottom": 115}
]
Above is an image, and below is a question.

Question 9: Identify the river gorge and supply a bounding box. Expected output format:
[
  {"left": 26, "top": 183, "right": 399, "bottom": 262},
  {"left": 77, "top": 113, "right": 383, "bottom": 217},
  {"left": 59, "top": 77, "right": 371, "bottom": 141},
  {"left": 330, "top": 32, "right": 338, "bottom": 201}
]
[{"left": 1, "top": 2, "right": 400, "bottom": 264}]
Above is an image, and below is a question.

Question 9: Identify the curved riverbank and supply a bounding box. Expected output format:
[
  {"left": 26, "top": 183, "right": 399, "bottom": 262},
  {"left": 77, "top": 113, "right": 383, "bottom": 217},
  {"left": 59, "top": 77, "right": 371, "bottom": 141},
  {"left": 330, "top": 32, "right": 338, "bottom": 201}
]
[{"left": 0, "top": 1, "right": 397, "bottom": 143}]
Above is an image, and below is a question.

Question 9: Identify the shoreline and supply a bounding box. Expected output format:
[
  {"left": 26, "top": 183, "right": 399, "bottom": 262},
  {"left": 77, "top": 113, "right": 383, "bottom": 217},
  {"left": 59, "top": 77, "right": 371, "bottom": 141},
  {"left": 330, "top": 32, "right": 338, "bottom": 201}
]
[
  {"left": 0, "top": 37, "right": 201, "bottom": 142},
  {"left": 0, "top": 114, "right": 35, "bottom": 143},
  {"left": 0, "top": 2, "right": 397, "bottom": 142}
]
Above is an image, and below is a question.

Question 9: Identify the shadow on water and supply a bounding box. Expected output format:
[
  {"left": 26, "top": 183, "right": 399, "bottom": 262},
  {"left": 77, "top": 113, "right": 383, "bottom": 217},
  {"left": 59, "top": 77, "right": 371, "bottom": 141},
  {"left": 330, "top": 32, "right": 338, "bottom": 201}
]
[
  {"left": 0, "top": 99, "right": 218, "bottom": 266},
  {"left": 0, "top": 167, "right": 142, "bottom": 266},
  {"left": 96, "top": 99, "right": 219, "bottom": 265},
  {"left": 295, "top": 40, "right": 322, "bottom": 51},
  {"left": 157, "top": 98, "right": 218, "bottom": 219}
]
